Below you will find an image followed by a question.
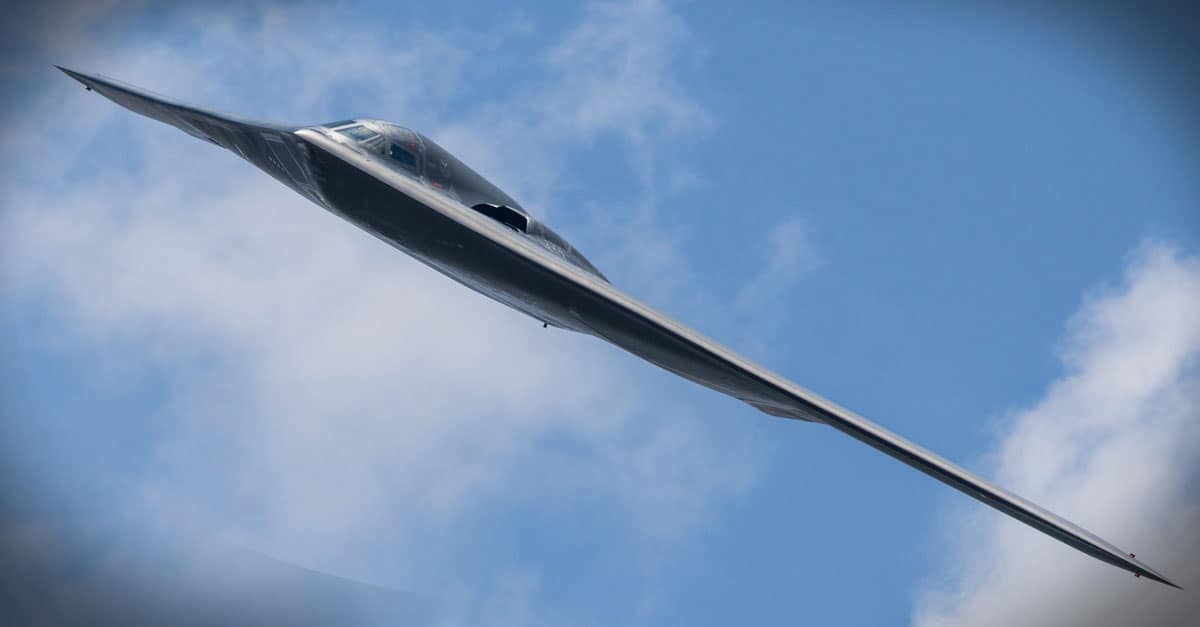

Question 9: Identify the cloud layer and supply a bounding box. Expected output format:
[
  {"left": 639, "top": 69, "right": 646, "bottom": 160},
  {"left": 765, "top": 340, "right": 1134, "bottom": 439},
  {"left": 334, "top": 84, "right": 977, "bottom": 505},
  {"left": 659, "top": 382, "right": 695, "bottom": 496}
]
[
  {"left": 914, "top": 243, "right": 1200, "bottom": 627},
  {"left": 1, "top": 2, "right": 764, "bottom": 616}
]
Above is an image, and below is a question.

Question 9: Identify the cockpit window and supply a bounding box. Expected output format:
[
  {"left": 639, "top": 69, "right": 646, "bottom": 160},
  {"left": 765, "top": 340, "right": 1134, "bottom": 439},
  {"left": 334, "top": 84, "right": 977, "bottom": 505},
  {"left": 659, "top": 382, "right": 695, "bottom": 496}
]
[
  {"left": 387, "top": 143, "right": 418, "bottom": 170},
  {"left": 337, "top": 125, "right": 380, "bottom": 142}
]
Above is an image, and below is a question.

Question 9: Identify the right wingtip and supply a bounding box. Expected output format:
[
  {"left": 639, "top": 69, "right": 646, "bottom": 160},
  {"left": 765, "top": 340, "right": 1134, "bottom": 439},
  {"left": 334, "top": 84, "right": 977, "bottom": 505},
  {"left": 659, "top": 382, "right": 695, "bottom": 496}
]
[
  {"left": 1145, "top": 574, "right": 1183, "bottom": 590},
  {"left": 1151, "top": 573, "right": 1183, "bottom": 590},
  {"left": 1128, "top": 555, "right": 1181, "bottom": 589}
]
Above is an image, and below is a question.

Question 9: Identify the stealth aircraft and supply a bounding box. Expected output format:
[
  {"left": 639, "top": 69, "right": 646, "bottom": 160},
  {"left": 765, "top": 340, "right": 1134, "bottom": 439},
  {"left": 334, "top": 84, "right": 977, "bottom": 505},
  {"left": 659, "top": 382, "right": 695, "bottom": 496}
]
[{"left": 57, "top": 67, "right": 1179, "bottom": 588}]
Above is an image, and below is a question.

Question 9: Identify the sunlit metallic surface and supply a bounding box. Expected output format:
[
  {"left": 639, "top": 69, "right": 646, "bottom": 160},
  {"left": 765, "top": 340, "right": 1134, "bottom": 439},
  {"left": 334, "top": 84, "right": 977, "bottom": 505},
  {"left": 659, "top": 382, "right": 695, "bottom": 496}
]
[{"left": 56, "top": 66, "right": 1180, "bottom": 589}]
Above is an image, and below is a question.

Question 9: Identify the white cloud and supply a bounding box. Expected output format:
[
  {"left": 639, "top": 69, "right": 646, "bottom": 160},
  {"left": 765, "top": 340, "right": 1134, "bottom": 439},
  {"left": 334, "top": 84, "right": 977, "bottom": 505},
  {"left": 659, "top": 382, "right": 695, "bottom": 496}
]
[
  {"left": 1, "top": 0, "right": 750, "bottom": 607},
  {"left": 544, "top": 0, "right": 710, "bottom": 141},
  {"left": 913, "top": 242, "right": 1200, "bottom": 627}
]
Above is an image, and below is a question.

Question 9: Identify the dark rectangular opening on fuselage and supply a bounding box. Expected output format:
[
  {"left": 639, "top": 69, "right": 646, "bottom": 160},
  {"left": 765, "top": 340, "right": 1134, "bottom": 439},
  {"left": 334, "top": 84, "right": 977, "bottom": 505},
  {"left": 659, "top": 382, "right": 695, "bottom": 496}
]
[{"left": 472, "top": 203, "right": 529, "bottom": 233}]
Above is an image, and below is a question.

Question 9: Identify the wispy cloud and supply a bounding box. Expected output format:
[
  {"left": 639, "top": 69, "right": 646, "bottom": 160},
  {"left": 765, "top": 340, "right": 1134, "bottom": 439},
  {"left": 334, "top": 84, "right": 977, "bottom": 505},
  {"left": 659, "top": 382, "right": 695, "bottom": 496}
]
[
  {"left": 913, "top": 242, "right": 1200, "bottom": 627},
  {"left": 432, "top": 0, "right": 714, "bottom": 310},
  {"left": 544, "top": 0, "right": 710, "bottom": 141},
  {"left": 736, "top": 218, "right": 821, "bottom": 308}
]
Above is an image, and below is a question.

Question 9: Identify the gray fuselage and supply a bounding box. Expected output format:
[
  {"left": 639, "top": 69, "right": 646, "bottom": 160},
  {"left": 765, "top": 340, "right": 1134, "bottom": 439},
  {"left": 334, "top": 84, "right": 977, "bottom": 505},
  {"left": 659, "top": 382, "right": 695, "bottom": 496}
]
[{"left": 234, "top": 118, "right": 607, "bottom": 331}]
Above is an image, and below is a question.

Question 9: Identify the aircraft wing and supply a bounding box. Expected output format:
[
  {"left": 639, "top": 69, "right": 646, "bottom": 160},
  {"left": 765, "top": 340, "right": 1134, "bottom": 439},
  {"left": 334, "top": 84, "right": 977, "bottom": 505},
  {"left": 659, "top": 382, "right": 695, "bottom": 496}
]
[
  {"left": 557, "top": 247, "right": 1180, "bottom": 587},
  {"left": 56, "top": 66, "right": 292, "bottom": 154},
  {"left": 58, "top": 67, "right": 328, "bottom": 207}
]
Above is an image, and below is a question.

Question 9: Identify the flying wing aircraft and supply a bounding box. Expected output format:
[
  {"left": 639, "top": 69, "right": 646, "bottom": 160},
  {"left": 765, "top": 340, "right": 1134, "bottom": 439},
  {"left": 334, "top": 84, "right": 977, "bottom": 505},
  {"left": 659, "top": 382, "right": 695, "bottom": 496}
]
[{"left": 57, "top": 66, "right": 1180, "bottom": 589}]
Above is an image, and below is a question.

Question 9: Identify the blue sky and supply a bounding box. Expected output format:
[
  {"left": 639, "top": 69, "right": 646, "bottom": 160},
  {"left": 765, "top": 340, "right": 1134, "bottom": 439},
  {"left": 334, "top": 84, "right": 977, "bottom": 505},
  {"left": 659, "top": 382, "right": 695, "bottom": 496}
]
[{"left": 2, "top": 2, "right": 1198, "bottom": 626}]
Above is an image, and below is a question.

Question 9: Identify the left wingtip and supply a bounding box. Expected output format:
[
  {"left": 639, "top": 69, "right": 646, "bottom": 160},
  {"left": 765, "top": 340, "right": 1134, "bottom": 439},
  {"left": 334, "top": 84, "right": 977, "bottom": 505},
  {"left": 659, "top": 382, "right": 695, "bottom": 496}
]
[{"left": 55, "top": 65, "right": 95, "bottom": 89}]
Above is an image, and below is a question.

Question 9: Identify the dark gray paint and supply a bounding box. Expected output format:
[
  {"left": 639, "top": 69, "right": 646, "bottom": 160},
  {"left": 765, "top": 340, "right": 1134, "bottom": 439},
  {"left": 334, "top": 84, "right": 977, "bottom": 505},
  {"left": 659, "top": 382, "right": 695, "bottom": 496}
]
[{"left": 57, "top": 66, "right": 1180, "bottom": 589}]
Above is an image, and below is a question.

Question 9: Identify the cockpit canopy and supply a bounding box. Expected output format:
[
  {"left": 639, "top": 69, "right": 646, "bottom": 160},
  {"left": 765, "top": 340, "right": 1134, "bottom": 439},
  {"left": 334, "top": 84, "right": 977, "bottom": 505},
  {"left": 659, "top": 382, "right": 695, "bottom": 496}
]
[
  {"left": 324, "top": 119, "right": 423, "bottom": 176},
  {"left": 320, "top": 119, "right": 513, "bottom": 209},
  {"left": 317, "top": 118, "right": 608, "bottom": 282}
]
